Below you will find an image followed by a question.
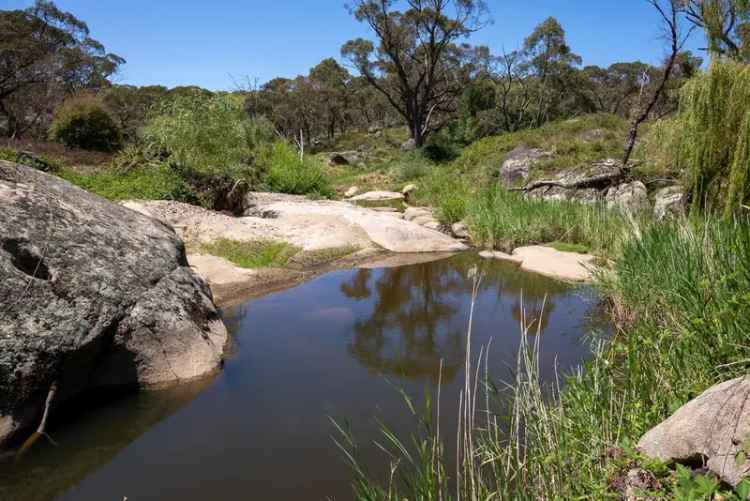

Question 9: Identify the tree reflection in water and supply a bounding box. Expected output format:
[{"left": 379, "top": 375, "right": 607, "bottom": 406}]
[{"left": 340, "top": 255, "right": 573, "bottom": 384}]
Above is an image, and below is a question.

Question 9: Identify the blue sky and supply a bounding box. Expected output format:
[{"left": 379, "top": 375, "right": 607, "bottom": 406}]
[{"left": 6, "top": 0, "right": 705, "bottom": 90}]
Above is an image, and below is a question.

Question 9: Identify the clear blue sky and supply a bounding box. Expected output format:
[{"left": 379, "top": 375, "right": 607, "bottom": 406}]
[{"left": 6, "top": 0, "right": 705, "bottom": 90}]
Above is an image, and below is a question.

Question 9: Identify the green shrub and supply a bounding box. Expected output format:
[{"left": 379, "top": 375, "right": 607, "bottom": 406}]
[
  {"left": 262, "top": 142, "right": 333, "bottom": 197},
  {"left": 48, "top": 96, "right": 123, "bottom": 152},
  {"left": 143, "top": 93, "right": 272, "bottom": 180},
  {"left": 391, "top": 151, "right": 433, "bottom": 182}
]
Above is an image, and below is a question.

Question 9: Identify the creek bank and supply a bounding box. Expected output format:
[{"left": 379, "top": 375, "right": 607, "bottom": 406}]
[{"left": 0, "top": 160, "right": 228, "bottom": 448}]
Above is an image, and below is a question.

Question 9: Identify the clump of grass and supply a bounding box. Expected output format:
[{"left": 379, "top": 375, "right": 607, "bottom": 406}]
[
  {"left": 391, "top": 151, "right": 432, "bottom": 182},
  {"left": 58, "top": 165, "right": 192, "bottom": 201},
  {"left": 199, "top": 239, "right": 300, "bottom": 269},
  {"left": 287, "top": 245, "right": 360, "bottom": 269},
  {"left": 464, "top": 185, "right": 631, "bottom": 255},
  {"left": 547, "top": 241, "right": 590, "bottom": 253}
]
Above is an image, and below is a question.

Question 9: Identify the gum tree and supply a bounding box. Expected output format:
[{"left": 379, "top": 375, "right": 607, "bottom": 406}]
[{"left": 341, "top": 0, "right": 489, "bottom": 147}]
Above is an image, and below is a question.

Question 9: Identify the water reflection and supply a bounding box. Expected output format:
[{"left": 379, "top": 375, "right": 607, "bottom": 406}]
[
  {"left": 343, "top": 263, "right": 465, "bottom": 382},
  {"left": 341, "top": 254, "right": 574, "bottom": 383}
]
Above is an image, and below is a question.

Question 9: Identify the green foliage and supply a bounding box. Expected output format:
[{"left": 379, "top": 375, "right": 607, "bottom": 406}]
[
  {"left": 547, "top": 241, "right": 590, "bottom": 253},
  {"left": 262, "top": 142, "right": 333, "bottom": 197},
  {"left": 463, "top": 185, "right": 630, "bottom": 253},
  {"left": 48, "top": 96, "right": 123, "bottom": 152},
  {"left": 199, "top": 239, "right": 300, "bottom": 269},
  {"left": 143, "top": 92, "right": 270, "bottom": 178},
  {"left": 671, "top": 61, "right": 750, "bottom": 215},
  {"left": 58, "top": 165, "right": 191, "bottom": 201},
  {"left": 391, "top": 151, "right": 434, "bottom": 182}
]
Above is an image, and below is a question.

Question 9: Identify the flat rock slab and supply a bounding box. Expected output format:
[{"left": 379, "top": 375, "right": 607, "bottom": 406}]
[
  {"left": 251, "top": 196, "right": 466, "bottom": 254},
  {"left": 479, "top": 250, "right": 524, "bottom": 265},
  {"left": 512, "top": 246, "right": 596, "bottom": 282},
  {"left": 128, "top": 195, "right": 465, "bottom": 253},
  {"left": 349, "top": 191, "right": 405, "bottom": 202}
]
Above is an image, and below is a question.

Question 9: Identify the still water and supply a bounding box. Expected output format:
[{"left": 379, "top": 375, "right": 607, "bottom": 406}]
[{"left": 1, "top": 253, "right": 609, "bottom": 501}]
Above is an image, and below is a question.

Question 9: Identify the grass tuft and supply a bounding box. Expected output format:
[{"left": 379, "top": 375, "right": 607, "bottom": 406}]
[{"left": 199, "top": 239, "right": 300, "bottom": 269}]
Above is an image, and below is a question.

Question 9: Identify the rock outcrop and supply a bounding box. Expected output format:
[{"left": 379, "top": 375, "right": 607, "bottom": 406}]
[
  {"left": 638, "top": 376, "right": 750, "bottom": 488},
  {"left": 605, "top": 181, "right": 651, "bottom": 214},
  {"left": 653, "top": 186, "right": 685, "bottom": 220},
  {"left": 0, "top": 161, "right": 227, "bottom": 448},
  {"left": 499, "top": 146, "right": 553, "bottom": 186},
  {"left": 524, "top": 159, "right": 624, "bottom": 203}
]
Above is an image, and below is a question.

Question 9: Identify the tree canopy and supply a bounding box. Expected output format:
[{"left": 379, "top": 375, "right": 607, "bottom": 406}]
[
  {"left": 341, "top": 0, "right": 490, "bottom": 146},
  {"left": 0, "top": 0, "right": 124, "bottom": 137}
]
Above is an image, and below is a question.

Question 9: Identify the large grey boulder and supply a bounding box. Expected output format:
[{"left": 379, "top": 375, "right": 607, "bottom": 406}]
[
  {"left": 0, "top": 161, "right": 227, "bottom": 448},
  {"left": 638, "top": 376, "right": 750, "bottom": 488},
  {"left": 499, "top": 146, "right": 553, "bottom": 186},
  {"left": 605, "top": 181, "right": 651, "bottom": 214},
  {"left": 653, "top": 186, "right": 685, "bottom": 220}
]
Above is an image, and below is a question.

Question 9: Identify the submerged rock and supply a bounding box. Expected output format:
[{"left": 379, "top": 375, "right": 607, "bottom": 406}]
[
  {"left": 478, "top": 250, "right": 523, "bottom": 265},
  {"left": 638, "top": 376, "right": 750, "bottom": 488},
  {"left": 0, "top": 160, "right": 227, "bottom": 448}
]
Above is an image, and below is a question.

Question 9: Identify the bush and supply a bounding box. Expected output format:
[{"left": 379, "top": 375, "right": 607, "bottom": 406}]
[
  {"left": 262, "top": 142, "right": 333, "bottom": 197},
  {"left": 49, "top": 96, "right": 123, "bottom": 152},
  {"left": 143, "top": 93, "right": 272, "bottom": 181}
]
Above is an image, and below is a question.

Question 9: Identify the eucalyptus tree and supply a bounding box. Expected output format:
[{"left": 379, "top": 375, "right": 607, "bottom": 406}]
[
  {"left": 0, "top": 0, "right": 123, "bottom": 137},
  {"left": 520, "top": 17, "right": 583, "bottom": 127},
  {"left": 341, "top": 0, "right": 490, "bottom": 147},
  {"left": 309, "top": 58, "right": 354, "bottom": 139}
]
